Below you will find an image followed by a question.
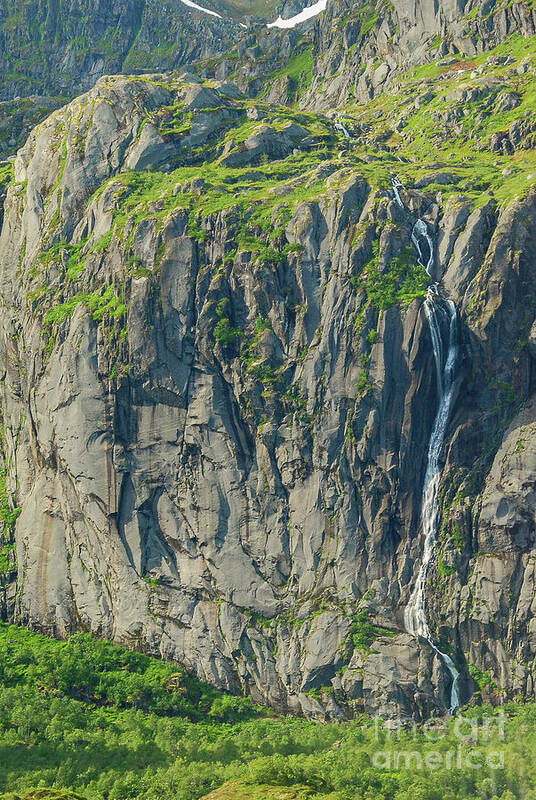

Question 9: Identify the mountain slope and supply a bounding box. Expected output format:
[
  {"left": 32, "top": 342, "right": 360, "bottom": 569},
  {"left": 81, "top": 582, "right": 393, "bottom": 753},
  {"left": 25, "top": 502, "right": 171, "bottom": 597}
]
[
  {"left": 2, "top": 0, "right": 534, "bottom": 156},
  {"left": 300, "top": 0, "right": 536, "bottom": 109},
  {"left": 0, "top": 0, "right": 241, "bottom": 101}
]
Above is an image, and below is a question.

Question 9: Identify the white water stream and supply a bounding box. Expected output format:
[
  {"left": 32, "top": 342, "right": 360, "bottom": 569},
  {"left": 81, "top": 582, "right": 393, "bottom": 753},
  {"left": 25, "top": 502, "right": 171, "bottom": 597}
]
[
  {"left": 404, "top": 293, "right": 461, "bottom": 713},
  {"left": 392, "top": 175, "right": 405, "bottom": 208},
  {"left": 334, "top": 117, "right": 351, "bottom": 139},
  {"left": 392, "top": 178, "right": 461, "bottom": 713},
  {"left": 411, "top": 218, "right": 435, "bottom": 279}
]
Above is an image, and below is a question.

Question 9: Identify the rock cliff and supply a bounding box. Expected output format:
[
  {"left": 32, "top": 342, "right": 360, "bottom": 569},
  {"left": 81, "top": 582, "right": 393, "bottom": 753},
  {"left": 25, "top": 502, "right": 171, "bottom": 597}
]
[{"left": 1, "top": 1, "right": 536, "bottom": 721}]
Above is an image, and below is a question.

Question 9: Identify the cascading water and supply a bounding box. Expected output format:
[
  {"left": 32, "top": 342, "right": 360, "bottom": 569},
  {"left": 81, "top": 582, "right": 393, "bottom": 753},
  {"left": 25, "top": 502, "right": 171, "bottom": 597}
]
[
  {"left": 392, "top": 175, "right": 405, "bottom": 208},
  {"left": 411, "top": 219, "right": 435, "bottom": 279},
  {"left": 335, "top": 116, "right": 351, "bottom": 139},
  {"left": 404, "top": 294, "right": 461, "bottom": 713},
  {"left": 391, "top": 178, "right": 461, "bottom": 714}
]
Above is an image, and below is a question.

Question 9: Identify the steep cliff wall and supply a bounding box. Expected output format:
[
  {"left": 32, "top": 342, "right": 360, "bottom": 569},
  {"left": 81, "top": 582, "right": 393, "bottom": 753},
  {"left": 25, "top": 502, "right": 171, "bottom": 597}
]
[{"left": 1, "top": 24, "right": 536, "bottom": 718}]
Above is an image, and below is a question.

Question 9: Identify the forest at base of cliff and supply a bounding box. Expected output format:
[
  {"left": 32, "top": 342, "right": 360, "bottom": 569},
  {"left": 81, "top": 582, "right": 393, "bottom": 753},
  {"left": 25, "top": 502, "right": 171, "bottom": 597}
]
[{"left": 0, "top": 623, "right": 529, "bottom": 800}]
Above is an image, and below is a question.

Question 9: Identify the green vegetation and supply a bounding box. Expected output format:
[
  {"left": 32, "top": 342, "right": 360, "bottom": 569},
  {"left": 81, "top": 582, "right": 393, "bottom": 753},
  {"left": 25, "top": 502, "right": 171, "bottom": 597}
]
[
  {"left": 0, "top": 624, "right": 255, "bottom": 722},
  {"left": 0, "top": 161, "right": 13, "bottom": 197},
  {"left": 346, "top": 610, "right": 396, "bottom": 654},
  {"left": 354, "top": 242, "right": 429, "bottom": 311},
  {"left": 28, "top": 233, "right": 127, "bottom": 359},
  {"left": 0, "top": 623, "right": 534, "bottom": 800},
  {"left": 0, "top": 430, "right": 20, "bottom": 581},
  {"left": 0, "top": 792, "right": 83, "bottom": 800},
  {"left": 23, "top": 99, "right": 340, "bottom": 376},
  {"left": 0, "top": 97, "right": 63, "bottom": 160},
  {"left": 0, "top": 543, "right": 15, "bottom": 575},
  {"left": 262, "top": 46, "right": 314, "bottom": 103},
  {"left": 213, "top": 298, "right": 242, "bottom": 344},
  {"left": 336, "top": 32, "right": 536, "bottom": 208},
  {"left": 0, "top": 466, "right": 20, "bottom": 540},
  {"left": 468, "top": 662, "right": 499, "bottom": 693},
  {"left": 44, "top": 286, "right": 126, "bottom": 326},
  {"left": 355, "top": 368, "right": 372, "bottom": 397},
  {"left": 356, "top": 3, "right": 379, "bottom": 37},
  {"left": 437, "top": 556, "right": 456, "bottom": 578},
  {"left": 0, "top": 161, "right": 14, "bottom": 221},
  {"left": 240, "top": 316, "right": 279, "bottom": 385}
]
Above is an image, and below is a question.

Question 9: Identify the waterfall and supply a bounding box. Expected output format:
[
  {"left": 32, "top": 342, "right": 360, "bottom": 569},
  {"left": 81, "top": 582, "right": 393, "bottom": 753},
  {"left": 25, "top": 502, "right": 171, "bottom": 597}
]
[
  {"left": 404, "top": 294, "right": 461, "bottom": 713},
  {"left": 335, "top": 117, "right": 351, "bottom": 139},
  {"left": 391, "top": 178, "right": 461, "bottom": 713},
  {"left": 411, "top": 219, "right": 435, "bottom": 279},
  {"left": 392, "top": 174, "right": 405, "bottom": 208}
]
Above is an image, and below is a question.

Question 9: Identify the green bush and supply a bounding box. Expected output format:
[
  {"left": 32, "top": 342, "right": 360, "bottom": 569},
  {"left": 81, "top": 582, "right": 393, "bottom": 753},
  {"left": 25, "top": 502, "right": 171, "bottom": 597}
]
[
  {"left": 354, "top": 242, "right": 428, "bottom": 311},
  {"left": 44, "top": 286, "right": 126, "bottom": 326},
  {"left": 347, "top": 610, "right": 395, "bottom": 653},
  {"left": 213, "top": 298, "right": 242, "bottom": 344},
  {"left": 0, "top": 624, "right": 257, "bottom": 722}
]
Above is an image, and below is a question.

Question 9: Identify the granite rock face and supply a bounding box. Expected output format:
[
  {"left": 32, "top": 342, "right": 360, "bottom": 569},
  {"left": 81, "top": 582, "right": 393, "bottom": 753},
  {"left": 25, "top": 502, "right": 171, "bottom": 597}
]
[
  {"left": 2, "top": 0, "right": 535, "bottom": 162},
  {"left": 1, "top": 66, "right": 536, "bottom": 719}
]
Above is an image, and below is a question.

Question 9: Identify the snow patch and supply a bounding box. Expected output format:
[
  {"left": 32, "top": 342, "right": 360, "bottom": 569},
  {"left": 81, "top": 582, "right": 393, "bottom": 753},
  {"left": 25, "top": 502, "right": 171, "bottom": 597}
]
[
  {"left": 267, "top": 0, "right": 327, "bottom": 29},
  {"left": 180, "top": 0, "right": 223, "bottom": 18}
]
